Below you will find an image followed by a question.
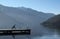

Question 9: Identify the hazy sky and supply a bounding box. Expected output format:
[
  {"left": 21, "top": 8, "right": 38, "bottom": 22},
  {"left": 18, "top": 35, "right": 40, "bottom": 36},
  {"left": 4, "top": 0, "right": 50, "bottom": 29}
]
[{"left": 0, "top": 0, "right": 60, "bottom": 14}]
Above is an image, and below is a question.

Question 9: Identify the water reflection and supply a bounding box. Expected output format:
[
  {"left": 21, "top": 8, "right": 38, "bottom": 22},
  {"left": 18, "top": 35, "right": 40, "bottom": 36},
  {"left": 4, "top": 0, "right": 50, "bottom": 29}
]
[
  {"left": 0, "top": 35, "right": 60, "bottom": 39},
  {"left": 32, "top": 35, "right": 60, "bottom": 39}
]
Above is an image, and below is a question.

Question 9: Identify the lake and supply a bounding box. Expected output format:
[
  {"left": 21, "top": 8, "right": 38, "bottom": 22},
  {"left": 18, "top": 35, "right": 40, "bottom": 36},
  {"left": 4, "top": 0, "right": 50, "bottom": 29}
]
[{"left": 0, "top": 35, "right": 60, "bottom": 39}]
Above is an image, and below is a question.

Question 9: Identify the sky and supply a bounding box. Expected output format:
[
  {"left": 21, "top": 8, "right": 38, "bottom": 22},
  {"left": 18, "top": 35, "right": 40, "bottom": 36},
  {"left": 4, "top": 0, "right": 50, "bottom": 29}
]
[{"left": 0, "top": 0, "right": 60, "bottom": 14}]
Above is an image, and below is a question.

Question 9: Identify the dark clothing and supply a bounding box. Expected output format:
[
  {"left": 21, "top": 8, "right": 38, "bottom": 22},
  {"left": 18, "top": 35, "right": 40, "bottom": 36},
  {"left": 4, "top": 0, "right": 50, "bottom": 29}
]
[{"left": 12, "top": 25, "right": 16, "bottom": 29}]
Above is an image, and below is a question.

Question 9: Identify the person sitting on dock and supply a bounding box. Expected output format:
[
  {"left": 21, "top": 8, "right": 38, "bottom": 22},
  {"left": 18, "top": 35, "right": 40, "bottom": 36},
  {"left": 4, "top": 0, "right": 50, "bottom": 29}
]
[{"left": 12, "top": 24, "right": 16, "bottom": 29}]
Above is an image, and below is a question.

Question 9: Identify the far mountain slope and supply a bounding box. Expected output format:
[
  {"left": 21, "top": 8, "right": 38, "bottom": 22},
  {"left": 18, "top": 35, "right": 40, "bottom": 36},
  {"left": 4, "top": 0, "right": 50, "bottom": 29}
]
[{"left": 42, "top": 14, "right": 60, "bottom": 29}]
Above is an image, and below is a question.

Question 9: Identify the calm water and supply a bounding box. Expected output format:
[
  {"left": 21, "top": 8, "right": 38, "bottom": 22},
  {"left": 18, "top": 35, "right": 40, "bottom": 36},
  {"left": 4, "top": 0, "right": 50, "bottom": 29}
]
[
  {"left": 0, "top": 35, "right": 60, "bottom": 39},
  {"left": 0, "top": 25, "right": 59, "bottom": 39},
  {"left": 32, "top": 35, "right": 60, "bottom": 39}
]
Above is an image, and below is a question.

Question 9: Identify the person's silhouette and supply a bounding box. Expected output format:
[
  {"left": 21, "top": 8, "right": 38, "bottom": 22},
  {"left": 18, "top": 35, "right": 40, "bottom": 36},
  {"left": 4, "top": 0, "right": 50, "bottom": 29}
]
[
  {"left": 12, "top": 24, "right": 16, "bottom": 29},
  {"left": 12, "top": 24, "right": 16, "bottom": 39}
]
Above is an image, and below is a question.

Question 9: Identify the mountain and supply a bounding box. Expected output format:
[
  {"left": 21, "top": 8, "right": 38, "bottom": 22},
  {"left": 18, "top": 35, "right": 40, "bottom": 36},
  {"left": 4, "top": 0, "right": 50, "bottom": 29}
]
[
  {"left": 42, "top": 14, "right": 60, "bottom": 29},
  {"left": 0, "top": 12, "right": 16, "bottom": 29},
  {"left": 0, "top": 11, "right": 26, "bottom": 29},
  {"left": 42, "top": 14, "right": 60, "bottom": 35},
  {"left": 0, "top": 5, "right": 55, "bottom": 37}
]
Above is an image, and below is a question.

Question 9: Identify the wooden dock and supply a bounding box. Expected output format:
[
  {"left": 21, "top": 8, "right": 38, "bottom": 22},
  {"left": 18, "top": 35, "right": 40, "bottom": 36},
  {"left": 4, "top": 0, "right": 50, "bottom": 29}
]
[{"left": 0, "top": 29, "right": 30, "bottom": 36}]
